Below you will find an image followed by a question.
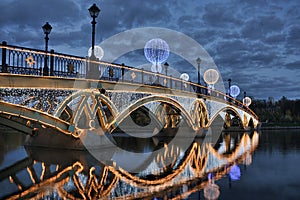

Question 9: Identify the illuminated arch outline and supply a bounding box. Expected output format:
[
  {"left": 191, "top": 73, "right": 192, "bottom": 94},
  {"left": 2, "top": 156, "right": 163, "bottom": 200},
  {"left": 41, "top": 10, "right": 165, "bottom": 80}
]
[
  {"left": 190, "top": 99, "right": 209, "bottom": 128},
  {"left": 206, "top": 106, "right": 244, "bottom": 128},
  {"left": 54, "top": 90, "right": 118, "bottom": 133},
  {"left": 108, "top": 95, "right": 196, "bottom": 132}
]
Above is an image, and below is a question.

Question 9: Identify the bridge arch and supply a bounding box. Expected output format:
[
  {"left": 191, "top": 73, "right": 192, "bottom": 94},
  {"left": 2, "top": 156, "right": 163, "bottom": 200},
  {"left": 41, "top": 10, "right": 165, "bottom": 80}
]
[
  {"left": 54, "top": 90, "right": 118, "bottom": 131},
  {"left": 108, "top": 95, "right": 195, "bottom": 132},
  {"left": 207, "top": 106, "right": 244, "bottom": 129}
]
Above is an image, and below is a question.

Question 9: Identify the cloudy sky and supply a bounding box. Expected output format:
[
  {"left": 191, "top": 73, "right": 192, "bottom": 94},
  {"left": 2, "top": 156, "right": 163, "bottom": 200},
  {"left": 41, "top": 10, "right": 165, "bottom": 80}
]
[{"left": 0, "top": 0, "right": 299, "bottom": 100}]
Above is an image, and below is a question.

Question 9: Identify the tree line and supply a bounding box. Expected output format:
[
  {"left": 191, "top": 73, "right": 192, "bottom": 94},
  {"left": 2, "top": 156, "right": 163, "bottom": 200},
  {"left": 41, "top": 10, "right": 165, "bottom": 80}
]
[{"left": 250, "top": 97, "right": 300, "bottom": 126}]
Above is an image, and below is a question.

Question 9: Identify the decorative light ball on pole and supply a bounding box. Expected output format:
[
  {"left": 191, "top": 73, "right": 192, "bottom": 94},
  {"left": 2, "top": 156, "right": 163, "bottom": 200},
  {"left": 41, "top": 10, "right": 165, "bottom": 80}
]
[
  {"left": 204, "top": 69, "right": 219, "bottom": 93},
  {"left": 229, "top": 85, "right": 240, "bottom": 98},
  {"left": 88, "top": 45, "right": 104, "bottom": 60},
  {"left": 203, "top": 69, "right": 219, "bottom": 85},
  {"left": 144, "top": 38, "right": 170, "bottom": 73},
  {"left": 243, "top": 97, "right": 252, "bottom": 107},
  {"left": 180, "top": 73, "right": 189, "bottom": 81}
]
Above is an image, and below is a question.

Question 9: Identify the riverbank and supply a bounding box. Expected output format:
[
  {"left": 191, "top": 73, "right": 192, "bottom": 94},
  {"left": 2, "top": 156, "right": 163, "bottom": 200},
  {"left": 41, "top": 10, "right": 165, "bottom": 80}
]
[{"left": 261, "top": 126, "right": 300, "bottom": 130}]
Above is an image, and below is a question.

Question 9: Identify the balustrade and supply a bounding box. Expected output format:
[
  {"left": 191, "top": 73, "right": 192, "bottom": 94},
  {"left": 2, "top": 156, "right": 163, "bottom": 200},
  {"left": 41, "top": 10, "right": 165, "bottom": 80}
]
[{"left": 0, "top": 41, "right": 258, "bottom": 119}]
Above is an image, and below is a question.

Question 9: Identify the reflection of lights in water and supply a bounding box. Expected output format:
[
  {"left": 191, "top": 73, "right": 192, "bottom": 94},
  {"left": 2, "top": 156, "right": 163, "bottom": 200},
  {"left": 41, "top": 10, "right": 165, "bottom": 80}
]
[
  {"left": 229, "top": 164, "right": 241, "bottom": 181},
  {"left": 1, "top": 132, "right": 259, "bottom": 199},
  {"left": 77, "top": 173, "right": 88, "bottom": 185},
  {"left": 204, "top": 173, "right": 220, "bottom": 200},
  {"left": 243, "top": 152, "right": 252, "bottom": 165},
  {"left": 204, "top": 183, "right": 220, "bottom": 200}
]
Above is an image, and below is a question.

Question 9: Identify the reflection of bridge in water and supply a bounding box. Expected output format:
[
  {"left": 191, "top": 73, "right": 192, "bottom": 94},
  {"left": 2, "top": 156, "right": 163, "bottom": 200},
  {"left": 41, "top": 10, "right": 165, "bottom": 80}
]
[
  {"left": 0, "top": 131, "right": 259, "bottom": 199},
  {"left": 0, "top": 42, "right": 259, "bottom": 149}
]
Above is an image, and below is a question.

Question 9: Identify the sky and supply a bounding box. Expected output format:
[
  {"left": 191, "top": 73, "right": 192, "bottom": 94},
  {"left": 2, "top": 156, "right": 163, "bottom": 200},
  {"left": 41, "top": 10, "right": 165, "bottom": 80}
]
[{"left": 0, "top": 0, "right": 299, "bottom": 100}]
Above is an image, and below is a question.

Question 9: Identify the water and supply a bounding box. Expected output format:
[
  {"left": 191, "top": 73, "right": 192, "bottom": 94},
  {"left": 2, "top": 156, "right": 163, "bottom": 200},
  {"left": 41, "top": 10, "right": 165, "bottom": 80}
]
[
  {"left": 216, "top": 130, "right": 300, "bottom": 200},
  {"left": 192, "top": 130, "right": 300, "bottom": 200},
  {"left": 0, "top": 127, "right": 299, "bottom": 199}
]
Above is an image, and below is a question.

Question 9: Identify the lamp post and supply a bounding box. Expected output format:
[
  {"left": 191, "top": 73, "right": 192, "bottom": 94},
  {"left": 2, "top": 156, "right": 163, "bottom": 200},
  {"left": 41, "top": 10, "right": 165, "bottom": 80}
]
[
  {"left": 42, "top": 22, "right": 52, "bottom": 76},
  {"left": 196, "top": 57, "right": 201, "bottom": 85},
  {"left": 164, "top": 62, "right": 169, "bottom": 76},
  {"left": 87, "top": 3, "right": 100, "bottom": 79},
  {"left": 196, "top": 57, "right": 201, "bottom": 95},
  {"left": 228, "top": 78, "right": 232, "bottom": 97},
  {"left": 88, "top": 3, "right": 100, "bottom": 57}
]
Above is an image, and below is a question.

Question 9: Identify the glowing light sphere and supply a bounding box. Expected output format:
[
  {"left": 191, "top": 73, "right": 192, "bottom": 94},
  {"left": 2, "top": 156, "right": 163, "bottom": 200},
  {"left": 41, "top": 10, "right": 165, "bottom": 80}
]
[
  {"left": 88, "top": 45, "right": 104, "bottom": 60},
  {"left": 243, "top": 97, "right": 252, "bottom": 107},
  {"left": 180, "top": 73, "right": 189, "bottom": 81},
  {"left": 230, "top": 85, "right": 240, "bottom": 98},
  {"left": 203, "top": 69, "right": 219, "bottom": 85},
  {"left": 144, "top": 38, "right": 170, "bottom": 65}
]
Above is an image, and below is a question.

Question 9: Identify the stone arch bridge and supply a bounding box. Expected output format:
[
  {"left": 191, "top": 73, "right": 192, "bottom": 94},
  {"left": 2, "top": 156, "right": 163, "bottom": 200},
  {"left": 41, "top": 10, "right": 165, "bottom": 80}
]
[
  {"left": 0, "top": 74, "right": 259, "bottom": 149},
  {"left": 0, "top": 42, "right": 259, "bottom": 149}
]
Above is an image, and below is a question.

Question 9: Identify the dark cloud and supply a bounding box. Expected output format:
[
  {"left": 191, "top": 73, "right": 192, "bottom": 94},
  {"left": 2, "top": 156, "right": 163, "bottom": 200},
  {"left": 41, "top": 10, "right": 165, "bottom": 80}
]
[
  {"left": 241, "top": 15, "right": 284, "bottom": 40},
  {"left": 98, "top": 0, "right": 172, "bottom": 40},
  {"left": 0, "top": 0, "right": 82, "bottom": 28},
  {"left": 285, "top": 60, "right": 300, "bottom": 70},
  {"left": 202, "top": 3, "right": 242, "bottom": 27},
  {"left": 287, "top": 26, "right": 300, "bottom": 45},
  {"left": 263, "top": 34, "right": 286, "bottom": 44},
  {"left": 249, "top": 52, "right": 277, "bottom": 65},
  {"left": 0, "top": 0, "right": 88, "bottom": 49}
]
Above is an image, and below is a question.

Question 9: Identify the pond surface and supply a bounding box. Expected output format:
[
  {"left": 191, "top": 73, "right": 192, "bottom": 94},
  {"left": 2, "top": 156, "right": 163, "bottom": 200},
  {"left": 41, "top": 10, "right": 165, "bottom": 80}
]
[{"left": 0, "top": 127, "right": 299, "bottom": 199}]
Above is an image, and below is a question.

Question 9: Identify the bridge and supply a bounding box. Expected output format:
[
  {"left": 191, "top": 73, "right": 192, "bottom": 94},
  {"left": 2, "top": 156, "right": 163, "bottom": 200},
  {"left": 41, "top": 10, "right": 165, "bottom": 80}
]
[{"left": 0, "top": 41, "right": 259, "bottom": 149}]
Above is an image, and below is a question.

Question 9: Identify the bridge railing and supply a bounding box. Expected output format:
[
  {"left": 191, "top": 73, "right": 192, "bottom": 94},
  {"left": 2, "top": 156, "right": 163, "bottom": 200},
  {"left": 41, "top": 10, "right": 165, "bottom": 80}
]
[
  {"left": 0, "top": 41, "right": 86, "bottom": 77},
  {"left": 0, "top": 41, "right": 258, "bottom": 120}
]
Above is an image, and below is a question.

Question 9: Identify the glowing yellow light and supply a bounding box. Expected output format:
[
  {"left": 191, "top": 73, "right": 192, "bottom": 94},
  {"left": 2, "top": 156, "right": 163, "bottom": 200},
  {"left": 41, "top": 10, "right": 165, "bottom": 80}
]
[
  {"left": 25, "top": 55, "right": 36, "bottom": 67},
  {"left": 164, "top": 78, "right": 167, "bottom": 85},
  {"left": 131, "top": 72, "right": 136, "bottom": 80}
]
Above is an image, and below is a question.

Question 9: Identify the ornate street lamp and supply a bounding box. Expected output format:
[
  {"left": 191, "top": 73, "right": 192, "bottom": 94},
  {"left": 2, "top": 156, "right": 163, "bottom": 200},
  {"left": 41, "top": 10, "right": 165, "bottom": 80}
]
[
  {"left": 196, "top": 57, "right": 201, "bottom": 85},
  {"left": 88, "top": 3, "right": 100, "bottom": 57},
  {"left": 42, "top": 22, "right": 52, "bottom": 76},
  {"left": 164, "top": 62, "right": 169, "bottom": 76}
]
